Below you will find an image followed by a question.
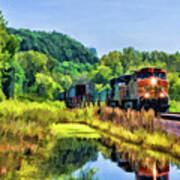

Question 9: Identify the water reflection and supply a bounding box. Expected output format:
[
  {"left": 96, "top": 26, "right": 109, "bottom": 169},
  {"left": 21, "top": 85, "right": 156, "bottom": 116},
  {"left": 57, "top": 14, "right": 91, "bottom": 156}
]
[
  {"left": 111, "top": 150, "right": 169, "bottom": 180},
  {"left": 101, "top": 138, "right": 170, "bottom": 180},
  {"left": 41, "top": 138, "right": 99, "bottom": 177},
  {"left": 1, "top": 137, "right": 180, "bottom": 179}
]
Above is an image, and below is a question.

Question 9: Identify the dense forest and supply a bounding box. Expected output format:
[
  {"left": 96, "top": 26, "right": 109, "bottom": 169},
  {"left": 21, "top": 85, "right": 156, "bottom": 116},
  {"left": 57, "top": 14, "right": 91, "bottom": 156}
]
[
  {"left": 0, "top": 11, "right": 180, "bottom": 101},
  {"left": 6, "top": 27, "right": 99, "bottom": 64}
]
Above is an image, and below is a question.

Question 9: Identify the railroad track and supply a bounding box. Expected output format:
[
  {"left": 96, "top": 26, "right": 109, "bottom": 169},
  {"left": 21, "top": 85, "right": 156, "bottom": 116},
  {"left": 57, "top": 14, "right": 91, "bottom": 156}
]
[
  {"left": 161, "top": 112, "right": 180, "bottom": 121},
  {"left": 158, "top": 113, "right": 180, "bottom": 136}
]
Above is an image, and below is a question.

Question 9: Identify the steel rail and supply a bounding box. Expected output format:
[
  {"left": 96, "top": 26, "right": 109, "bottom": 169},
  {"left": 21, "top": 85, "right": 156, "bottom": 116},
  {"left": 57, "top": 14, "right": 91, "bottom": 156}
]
[{"left": 160, "top": 112, "right": 180, "bottom": 121}]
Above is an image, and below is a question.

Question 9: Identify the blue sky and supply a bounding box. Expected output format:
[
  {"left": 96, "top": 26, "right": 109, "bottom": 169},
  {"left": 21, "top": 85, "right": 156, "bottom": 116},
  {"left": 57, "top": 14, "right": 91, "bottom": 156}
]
[{"left": 1, "top": 0, "right": 180, "bottom": 57}]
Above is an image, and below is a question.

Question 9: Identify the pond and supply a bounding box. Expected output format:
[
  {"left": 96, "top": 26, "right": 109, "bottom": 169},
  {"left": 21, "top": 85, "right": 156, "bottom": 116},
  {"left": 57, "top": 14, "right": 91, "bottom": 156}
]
[
  {"left": 20, "top": 137, "right": 179, "bottom": 180},
  {"left": 61, "top": 137, "right": 180, "bottom": 180},
  {"left": 1, "top": 125, "right": 180, "bottom": 179}
]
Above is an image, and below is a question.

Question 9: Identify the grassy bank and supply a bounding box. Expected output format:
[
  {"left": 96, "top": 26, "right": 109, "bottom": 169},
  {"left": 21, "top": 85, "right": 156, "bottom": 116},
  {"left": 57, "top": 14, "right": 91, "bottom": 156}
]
[{"left": 91, "top": 107, "right": 180, "bottom": 159}]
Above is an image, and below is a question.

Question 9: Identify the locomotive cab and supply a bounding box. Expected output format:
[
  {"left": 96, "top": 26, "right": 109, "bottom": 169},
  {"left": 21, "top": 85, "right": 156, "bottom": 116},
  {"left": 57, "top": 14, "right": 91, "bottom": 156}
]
[{"left": 136, "top": 68, "right": 169, "bottom": 112}]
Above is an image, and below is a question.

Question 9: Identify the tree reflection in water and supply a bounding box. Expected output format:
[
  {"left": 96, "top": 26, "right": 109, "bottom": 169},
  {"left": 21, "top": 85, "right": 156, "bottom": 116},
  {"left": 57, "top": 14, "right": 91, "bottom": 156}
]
[
  {"left": 1, "top": 136, "right": 179, "bottom": 179},
  {"left": 101, "top": 137, "right": 170, "bottom": 180},
  {"left": 42, "top": 138, "right": 99, "bottom": 177},
  {"left": 0, "top": 138, "right": 99, "bottom": 179}
]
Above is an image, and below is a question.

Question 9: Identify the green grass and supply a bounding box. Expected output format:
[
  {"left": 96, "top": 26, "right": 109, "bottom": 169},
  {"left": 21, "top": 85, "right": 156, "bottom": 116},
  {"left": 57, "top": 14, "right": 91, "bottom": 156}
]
[
  {"left": 169, "top": 100, "right": 180, "bottom": 112},
  {"left": 51, "top": 123, "right": 101, "bottom": 139},
  {"left": 144, "top": 132, "right": 174, "bottom": 152}
]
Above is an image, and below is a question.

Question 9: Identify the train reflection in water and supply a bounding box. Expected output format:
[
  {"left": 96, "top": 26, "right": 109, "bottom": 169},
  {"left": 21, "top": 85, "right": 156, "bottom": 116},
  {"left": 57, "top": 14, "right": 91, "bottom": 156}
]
[{"left": 101, "top": 138, "right": 169, "bottom": 180}]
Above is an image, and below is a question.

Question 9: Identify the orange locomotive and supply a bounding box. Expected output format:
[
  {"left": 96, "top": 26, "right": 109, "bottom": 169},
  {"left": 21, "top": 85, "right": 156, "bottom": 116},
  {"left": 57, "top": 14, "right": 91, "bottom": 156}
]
[{"left": 106, "top": 67, "right": 169, "bottom": 112}]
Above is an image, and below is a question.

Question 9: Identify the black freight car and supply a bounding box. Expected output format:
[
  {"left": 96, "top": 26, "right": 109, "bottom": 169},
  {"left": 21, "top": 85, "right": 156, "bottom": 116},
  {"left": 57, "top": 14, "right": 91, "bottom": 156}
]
[{"left": 63, "top": 83, "right": 94, "bottom": 108}]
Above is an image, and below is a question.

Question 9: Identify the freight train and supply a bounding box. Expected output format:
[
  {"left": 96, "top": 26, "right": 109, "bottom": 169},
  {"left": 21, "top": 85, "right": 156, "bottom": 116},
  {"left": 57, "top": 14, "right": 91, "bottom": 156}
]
[{"left": 61, "top": 67, "right": 169, "bottom": 112}]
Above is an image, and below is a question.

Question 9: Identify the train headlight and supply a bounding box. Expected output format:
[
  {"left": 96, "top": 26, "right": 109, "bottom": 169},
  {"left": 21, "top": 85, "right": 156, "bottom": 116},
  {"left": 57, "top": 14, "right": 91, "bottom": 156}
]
[
  {"left": 160, "top": 92, "right": 165, "bottom": 98},
  {"left": 151, "top": 78, "right": 157, "bottom": 85},
  {"left": 144, "top": 93, "right": 150, "bottom": 98}
]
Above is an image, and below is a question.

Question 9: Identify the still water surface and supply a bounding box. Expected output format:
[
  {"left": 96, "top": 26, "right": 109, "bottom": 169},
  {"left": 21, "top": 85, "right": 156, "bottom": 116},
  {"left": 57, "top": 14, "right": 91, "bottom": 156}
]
[
  {"left": 74, "top": 152, "right": 180, "bottom": 180},
  {"left": 1, "top": 136, "right": 180, "bottom": 179},
  {"left": 69, "top": 138, "right": 180, "bottom": 180}
]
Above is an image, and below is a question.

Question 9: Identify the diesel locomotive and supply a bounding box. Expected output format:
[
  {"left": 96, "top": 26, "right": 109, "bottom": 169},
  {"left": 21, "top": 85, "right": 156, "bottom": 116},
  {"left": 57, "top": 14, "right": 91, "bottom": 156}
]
[{"left": 106, "top": 67, "right": 169, "bottom": 112}]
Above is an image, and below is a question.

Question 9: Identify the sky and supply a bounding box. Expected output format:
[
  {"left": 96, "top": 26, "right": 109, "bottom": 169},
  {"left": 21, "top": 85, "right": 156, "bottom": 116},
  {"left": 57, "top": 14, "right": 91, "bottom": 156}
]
[{"left": 1, "top": 0, "right": 180, "bottom": 57}]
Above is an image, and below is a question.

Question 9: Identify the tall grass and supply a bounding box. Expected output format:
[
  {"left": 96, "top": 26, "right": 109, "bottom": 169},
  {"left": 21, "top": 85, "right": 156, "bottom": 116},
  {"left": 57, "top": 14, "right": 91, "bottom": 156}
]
[{"left": 97, "top": 107, "right": 156, "bottom": 133}]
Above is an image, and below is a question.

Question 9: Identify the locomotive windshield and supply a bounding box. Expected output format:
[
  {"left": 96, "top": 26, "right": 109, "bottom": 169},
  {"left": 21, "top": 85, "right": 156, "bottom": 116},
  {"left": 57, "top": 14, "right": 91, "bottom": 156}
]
[
  {"left": 153, "top": 72, "right": 166, "bottom": 79},
  {"left": 137, "top": 72, "right": 151, "bottom": 79},
  {"left": 137, "top": 72, "right": 166, "bottom": 80}
]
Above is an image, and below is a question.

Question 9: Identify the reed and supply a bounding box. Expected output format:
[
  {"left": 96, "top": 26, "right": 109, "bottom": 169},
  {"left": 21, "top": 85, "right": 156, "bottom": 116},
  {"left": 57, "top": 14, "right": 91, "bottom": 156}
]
[
  {"left": 81, "top": 106, "right": 180, "bottom": 156},
  {"left": 97, "top": 107, "right": 157, "bottom": 133}
]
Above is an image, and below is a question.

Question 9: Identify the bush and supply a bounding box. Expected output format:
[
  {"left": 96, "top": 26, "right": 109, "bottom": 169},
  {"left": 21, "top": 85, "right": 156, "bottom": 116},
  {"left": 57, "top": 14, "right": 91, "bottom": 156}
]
[{"left": 0, "top": 89, "right": 6, "bottom": 101}]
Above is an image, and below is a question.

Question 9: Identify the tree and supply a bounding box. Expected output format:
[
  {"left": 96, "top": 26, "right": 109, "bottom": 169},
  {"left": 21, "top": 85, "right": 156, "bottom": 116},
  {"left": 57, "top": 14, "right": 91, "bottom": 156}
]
[
  {"left": 167, "top": 73, "right": 180, "bottom": 101},
  {"left": 52, "top": 72, "right": 72, "bottom": 91},
  {"left": 121, "top": 47, "right": 142, "bottom": 73},
  {"left": 101, "top": 51, "right": 123, "bottom": 77},
  {"left": 0, "top": 11, "right": 19, "bottom": 99},
  {"left": 15, "top": 51, "right": 49, "bottom": 92},
  {"left": 35, "top": 73, "right": 62, "bottom": 100},
  {"left": 89, "top": 65, "right": 112, "bottom": 85}
]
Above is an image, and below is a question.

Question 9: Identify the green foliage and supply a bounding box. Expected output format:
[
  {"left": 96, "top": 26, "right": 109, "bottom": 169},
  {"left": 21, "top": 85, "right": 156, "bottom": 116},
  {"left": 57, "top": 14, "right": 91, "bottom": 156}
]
[
  {"left": 53, "top": 73, "right": 72, "bottom": 91},
  {"left": 0, "top": 88, "right": 6, "bottom": 101},
  {"left": 100, "top": 48, "right": 180, "bottom": 75},
  {"left": 68, "top": 168, "right": 98, "bottom": 180},
  {"left": 7, "top": 27, "right": 99, "bottom": 64},
  {"left": 35, "top": 73, "right": 63, "bottom": 100},
  {"left": 53, "top": 61, "right": 92, "bottom": 81},
  {"left": 89, "top": 65, "right": 112, "bottom": 85},
  {"left": 167, "top": 73, "right": 180, "bottom": 101},
  {"left": 101, "top": 51, "right": 123, "bottom": 76},
  {"left": 13, "top": 60, "right": 25, "bottom": 96},
  {"left": 15, "top": 51, "right": 63, "bottom": 99},
  {"left": 169, "top": 100, "right": 180, "bottom": 112},
  {"left": 42, "top": 138, "right": 98, "bottom": 177},
  {"left": 0, "top": 11, "right": 20, "bottom": 99},
  {"left": 51, "top": 61, "right": 93, "bottom": 94},
  {"left": 15, "top": 51, "right": 49, "bottom": 87}
]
